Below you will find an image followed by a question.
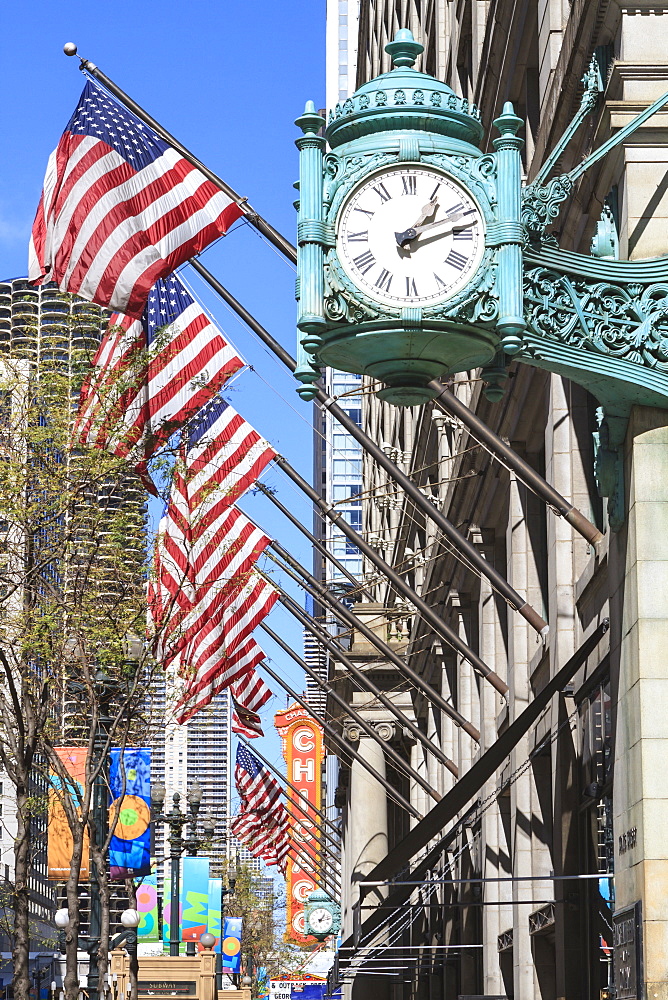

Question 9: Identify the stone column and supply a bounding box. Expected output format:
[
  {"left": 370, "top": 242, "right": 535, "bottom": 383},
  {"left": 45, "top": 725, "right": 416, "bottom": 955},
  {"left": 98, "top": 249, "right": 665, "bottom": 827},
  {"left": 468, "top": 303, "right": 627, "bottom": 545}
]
[
  {"left": 347, "top": 732, "right": 389, "bottom": 916},
  {"left": 611, "top": 406, "right": 668, "bottom": 1000}
]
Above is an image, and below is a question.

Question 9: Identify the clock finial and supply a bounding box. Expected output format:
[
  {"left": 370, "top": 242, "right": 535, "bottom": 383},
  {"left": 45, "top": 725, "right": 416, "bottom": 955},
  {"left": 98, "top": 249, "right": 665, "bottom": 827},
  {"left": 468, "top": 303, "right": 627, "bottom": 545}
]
[{"left": 385, "top": 28, "right": 423, "bottom": 69}]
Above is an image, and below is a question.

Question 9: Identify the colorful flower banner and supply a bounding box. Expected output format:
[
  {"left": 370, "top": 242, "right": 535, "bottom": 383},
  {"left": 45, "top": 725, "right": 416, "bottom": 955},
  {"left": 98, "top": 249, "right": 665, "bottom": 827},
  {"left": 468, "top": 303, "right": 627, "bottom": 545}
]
[{"left": 109, "top": 748, "right": 151, "bottom": 880}]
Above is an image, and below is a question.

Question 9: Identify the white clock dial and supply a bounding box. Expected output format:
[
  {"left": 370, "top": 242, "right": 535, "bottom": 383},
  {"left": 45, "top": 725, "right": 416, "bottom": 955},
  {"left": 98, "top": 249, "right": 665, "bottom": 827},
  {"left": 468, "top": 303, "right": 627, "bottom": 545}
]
[
  {"left": 336, "top": 166, "right": 485, "bottom": 308},
  {"left": 308, "top": 907, "right": 334, "bottom": 933}
]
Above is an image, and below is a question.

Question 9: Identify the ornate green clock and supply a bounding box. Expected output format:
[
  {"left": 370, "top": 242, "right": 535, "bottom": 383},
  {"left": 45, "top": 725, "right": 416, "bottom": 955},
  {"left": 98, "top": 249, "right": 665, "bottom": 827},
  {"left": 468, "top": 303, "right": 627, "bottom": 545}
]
[
  {"left": 294, "top": 27, "right": 668, "bottom": 527},
  {"left": 303, "top": 889, "right": 341, "bottom": 942}
]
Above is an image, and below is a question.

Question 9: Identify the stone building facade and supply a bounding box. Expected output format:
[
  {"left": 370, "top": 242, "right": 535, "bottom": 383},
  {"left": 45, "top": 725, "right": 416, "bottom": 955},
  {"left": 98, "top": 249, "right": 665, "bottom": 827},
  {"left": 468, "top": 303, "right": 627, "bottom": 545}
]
[{"left": 324, "top": 2, "right": 668, "bottom": 998}]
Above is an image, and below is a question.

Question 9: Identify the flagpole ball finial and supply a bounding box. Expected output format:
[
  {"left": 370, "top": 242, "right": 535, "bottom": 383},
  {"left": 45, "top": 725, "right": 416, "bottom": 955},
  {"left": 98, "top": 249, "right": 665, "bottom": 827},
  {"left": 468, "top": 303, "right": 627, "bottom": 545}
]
[{"left": 63, "top": 42, "right": 78, "bottom": 56}]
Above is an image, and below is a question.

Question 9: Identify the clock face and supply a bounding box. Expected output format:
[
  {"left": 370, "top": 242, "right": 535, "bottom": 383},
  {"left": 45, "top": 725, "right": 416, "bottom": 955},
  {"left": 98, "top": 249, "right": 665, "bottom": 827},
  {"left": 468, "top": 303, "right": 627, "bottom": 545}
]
[
  {"left": 336, "top": 165, "right": 485, "bottom": 308},
  {"left": 308, "top": 906, "right": 334, "bottom": 934}
]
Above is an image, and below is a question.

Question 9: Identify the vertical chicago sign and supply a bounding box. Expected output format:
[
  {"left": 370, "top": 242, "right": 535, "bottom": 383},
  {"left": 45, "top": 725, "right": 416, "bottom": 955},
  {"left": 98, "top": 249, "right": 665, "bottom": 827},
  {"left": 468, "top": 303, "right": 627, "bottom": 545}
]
[{"left": 274, "top": 704, "right": 324, "bottom": 942}]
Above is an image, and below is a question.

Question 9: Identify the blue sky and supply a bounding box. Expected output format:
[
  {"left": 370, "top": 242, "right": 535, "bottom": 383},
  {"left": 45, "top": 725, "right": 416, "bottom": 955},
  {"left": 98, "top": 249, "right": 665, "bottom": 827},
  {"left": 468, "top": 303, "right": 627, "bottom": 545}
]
[{"left": 0, "top": 2, "right": 327, "bottom": 792}]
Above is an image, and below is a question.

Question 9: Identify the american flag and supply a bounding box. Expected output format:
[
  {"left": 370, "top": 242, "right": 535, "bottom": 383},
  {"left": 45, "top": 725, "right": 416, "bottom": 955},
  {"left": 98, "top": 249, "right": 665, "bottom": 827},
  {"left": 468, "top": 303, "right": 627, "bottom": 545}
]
[
  {"left": 73, "top": 274, "right": 244, "bottom": 471},
  {"left": 30, "top": 81, "right": 242, "bottom": 317},
  {"left": 171, "top": 572, "right": 278, "bottom": 710},
  {"left": 230, "top": 744, "right": 291, "bottom": 873},
  {"left": 174, "top": 636, "right": 266, "bottom": 725},
  {"left": 178, "top": 395, "right": 276, "bottom": 517},
  {"left": 231, "top": 668, "right": 273, "bottom": 738}
]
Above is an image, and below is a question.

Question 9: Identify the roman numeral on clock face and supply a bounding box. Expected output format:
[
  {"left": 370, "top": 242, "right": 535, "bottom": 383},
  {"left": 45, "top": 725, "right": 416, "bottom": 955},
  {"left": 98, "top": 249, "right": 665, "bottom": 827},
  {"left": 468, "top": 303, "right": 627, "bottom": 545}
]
[
  {"left": 354, "top": 206, "right": 375, "bottom": 219},
  {"left": 402, "top": 175, "right": 417, "bottom": 196},
  {"left": 453, "top": 229, "right": 473, "bottom": 241},
  {"left": 445, "top": 249, "right": 469, "bottom": 271},
  {"left": 375, "top": 269, "right": 393, "bottom": 292},
  {"left": 353, "top": 249, "right": 376, "bottom": 274},
  {"left": 444, "top": 201, "right": 465, "bottom": 218},
  {"left": 373, "top": 182, "right": 392, "bottom": 203},
  {"left": 347, "top": 230, "right": 368, "bottom": 242},
  {"left": 434, "top": 273, "right": 448, "bottom": 291},
  {"left": 406, "top": 277, "right": 418, "bottom": 297}
]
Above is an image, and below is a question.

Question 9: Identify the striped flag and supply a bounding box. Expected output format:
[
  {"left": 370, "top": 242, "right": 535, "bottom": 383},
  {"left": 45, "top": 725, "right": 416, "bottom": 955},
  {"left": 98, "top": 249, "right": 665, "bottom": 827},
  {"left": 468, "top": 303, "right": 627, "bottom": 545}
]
[
  {"left": 230, "top": 744, "right": 291, "bottom": 873},
  {"left": 172, "top": 572, "right": 278, "bottom": 714},
  {"left": 30, "top": 81, "right": 242, "bottom": 318},
  {"left": 231, "top": 669, "right": 273, "bottom": 738},
  {"left": 73, "top": 274, "right": 244, "bottom": 470},
  {"left": 178, "top": 395, "right": 276, "bottom": 517},
  {"left": 174, "top": 636, "right": 266, "bottom": 725}
]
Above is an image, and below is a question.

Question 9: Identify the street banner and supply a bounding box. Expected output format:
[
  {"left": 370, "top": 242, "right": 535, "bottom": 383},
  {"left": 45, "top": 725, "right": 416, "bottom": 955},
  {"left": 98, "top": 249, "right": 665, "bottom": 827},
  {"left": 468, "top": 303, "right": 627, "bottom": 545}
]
[
  {"left": 206, "top": 877, "right": 223, "bottom": 953},
  {"left": 221, "top": 916, "right": 243, "bottom": 973},
  {"left": 274, "top": 704, "right": 325, "bottom": 943},
  {"left": 48, "top": 747, "right": 89, "bottom": 880},
  {"left": 108, "top": 748, "right": 152, "bottom": 879},
  {"left": 136, "top": 874, "right": 160, "bottom": 941},
  {"left": 181, "top": 856, "right": 210, "bottom": 942}
]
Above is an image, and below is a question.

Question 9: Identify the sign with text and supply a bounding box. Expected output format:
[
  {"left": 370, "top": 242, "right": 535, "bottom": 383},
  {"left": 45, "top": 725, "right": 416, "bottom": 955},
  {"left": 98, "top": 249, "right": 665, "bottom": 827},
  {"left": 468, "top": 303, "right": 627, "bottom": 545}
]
[
  {"left": 274, "top": 704, "right": 325, "bottom": 943},
  {"left": 613, "top": 901, "right": 643, "bottom": 1000}
]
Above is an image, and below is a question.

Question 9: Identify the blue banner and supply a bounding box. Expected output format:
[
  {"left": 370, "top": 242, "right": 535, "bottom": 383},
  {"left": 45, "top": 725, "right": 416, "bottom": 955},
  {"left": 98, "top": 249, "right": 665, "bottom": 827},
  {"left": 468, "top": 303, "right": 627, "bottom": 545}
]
[
  {"left": 222, "top": 916, "right": 243, "bottom": 973},
  {"left": 109, "top": 748, "right": 151, "bottom": 880},
  {"left": 181, "top": 856, "right": 210, "bottom": 942}
]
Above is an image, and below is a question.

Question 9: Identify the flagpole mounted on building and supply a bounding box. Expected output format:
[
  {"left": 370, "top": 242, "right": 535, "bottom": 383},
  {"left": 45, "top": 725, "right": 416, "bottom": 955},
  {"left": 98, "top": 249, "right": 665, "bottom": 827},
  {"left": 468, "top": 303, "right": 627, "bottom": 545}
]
[{"left": 61, "top": 43, "right": 297, "bottom": 265}]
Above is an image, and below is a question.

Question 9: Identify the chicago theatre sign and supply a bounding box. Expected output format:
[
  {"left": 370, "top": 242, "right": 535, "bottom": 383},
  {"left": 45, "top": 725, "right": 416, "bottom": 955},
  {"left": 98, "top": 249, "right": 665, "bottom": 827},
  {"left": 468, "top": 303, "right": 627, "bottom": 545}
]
[{"left": 274, "top": 704, "right": 325, "bottom": 943}]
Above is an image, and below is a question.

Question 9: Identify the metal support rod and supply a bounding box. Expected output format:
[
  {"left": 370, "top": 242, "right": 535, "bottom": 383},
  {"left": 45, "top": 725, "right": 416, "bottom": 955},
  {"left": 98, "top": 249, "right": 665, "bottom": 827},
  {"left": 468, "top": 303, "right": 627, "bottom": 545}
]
[
  {"left": 69, "top": 54, "right": 297, "bottom": 265},
  {"left": 259, "top": 631, "right": 432, "bottom": 813},
  {"left": 283, "top": 810, "right": 343, "bottom": 878},
  {"left": 187, "top": 259, "right": 548, "bottom": 637},
  {"left": 271, "top": 454, "right": 508, "bottom": 697},
  {"left": 267, "top": 552, "right": 459, "bottom": 778},
  {"left": 428, "top": 382, "right": 603, "bottom": 546},
  {"left": 266, "top": 597, "right": 442, "bottom": 802},
  {"left": 286, "top": 845, "right": 340, "bottom": 899},
  {"left": 273, "top": 577, "right": 462, "bottom": 775},
  {"left": 235, "top": 737, "right": 341, "bottom": 840},
  {"left": 340, "top": 619, "right": 610, "bottom": 965},
  {"left": 255, "top": 482, "right": 375, "bottom": 601},
  {"left": 267, "top": 537, "right": 480, "bottom": 741}
]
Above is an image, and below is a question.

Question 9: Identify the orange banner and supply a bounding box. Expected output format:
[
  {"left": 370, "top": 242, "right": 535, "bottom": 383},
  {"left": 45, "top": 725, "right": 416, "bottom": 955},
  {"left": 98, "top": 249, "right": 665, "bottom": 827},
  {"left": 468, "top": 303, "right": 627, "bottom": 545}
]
[
  {"left": 48, "top": 747, "right": 89, "bottom": 880},
  {"left": 274, "top": 704, "right": 324, "bottom": 943}
]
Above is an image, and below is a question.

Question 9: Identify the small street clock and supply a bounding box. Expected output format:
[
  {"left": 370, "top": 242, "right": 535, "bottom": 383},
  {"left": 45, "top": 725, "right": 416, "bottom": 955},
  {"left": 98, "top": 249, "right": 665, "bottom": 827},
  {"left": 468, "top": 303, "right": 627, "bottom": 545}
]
[
  {"left": 304, "top": 890, "right": 341, "bottom": 941},
  {"left": 337, "top": 166, "right": 485, "bottom": 308}
]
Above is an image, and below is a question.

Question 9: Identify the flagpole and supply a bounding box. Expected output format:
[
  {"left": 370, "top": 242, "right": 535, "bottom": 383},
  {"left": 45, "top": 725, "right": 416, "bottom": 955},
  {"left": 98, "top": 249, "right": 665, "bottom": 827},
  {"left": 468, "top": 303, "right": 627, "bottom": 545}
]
[
  {"left": 258, "top": 652, "right": 428, "bottom": 818},
  {"left": 63, "top": 45, "right": 297, "bottom": 266},
  {"left": 260, "top": 608, "right": 443, "bottom": 802},
  {"left": 235, "top": 738, "right": 340, "bottom": 841},
  {"left": 271, "top": 451, "right": 511, "bottom": 695},
  {"left": 285, "top": 844, "right": 341, "bottom": 900},
  {"left": 265, "top": 539, "right": 480, "bottom": 743},
  {"left": 254, "top": 483, "right": 375, "bottom": 601},
  {"left": 263, "top": 554, "right": 462, "bottom": 774},
  {"left": 187, "top": 258, "right": 549, "bottom": 639}
]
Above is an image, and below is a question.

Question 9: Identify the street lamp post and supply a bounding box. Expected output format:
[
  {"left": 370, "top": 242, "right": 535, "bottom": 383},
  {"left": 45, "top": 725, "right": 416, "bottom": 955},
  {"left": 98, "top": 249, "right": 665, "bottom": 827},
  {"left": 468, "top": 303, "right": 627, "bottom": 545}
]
[
  {"left": 151, "top": 782, "right": 215, "bottom": 957},
  {"left": 110, "top": 909, "right": 140, "bottom": 1000}
]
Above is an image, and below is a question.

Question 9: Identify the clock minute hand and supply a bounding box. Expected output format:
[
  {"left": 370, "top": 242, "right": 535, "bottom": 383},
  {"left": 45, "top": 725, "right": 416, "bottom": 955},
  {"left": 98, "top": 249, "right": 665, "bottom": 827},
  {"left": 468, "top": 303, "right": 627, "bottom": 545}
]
[{"left": 395, "top": 209, "right": 476, "bottom": 248}]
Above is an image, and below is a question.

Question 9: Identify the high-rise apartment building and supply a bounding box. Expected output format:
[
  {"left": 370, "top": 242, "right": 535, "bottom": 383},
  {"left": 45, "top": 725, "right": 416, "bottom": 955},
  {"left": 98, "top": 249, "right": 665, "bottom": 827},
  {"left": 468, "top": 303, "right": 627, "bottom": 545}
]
[{"left": 321, "top": 4, "right": 668, "bottom": 1000}]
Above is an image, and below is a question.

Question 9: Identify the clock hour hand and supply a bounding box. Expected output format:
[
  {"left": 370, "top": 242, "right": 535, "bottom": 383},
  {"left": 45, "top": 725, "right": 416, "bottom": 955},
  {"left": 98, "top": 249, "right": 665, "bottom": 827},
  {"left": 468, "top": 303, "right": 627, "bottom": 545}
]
[
  {"left": 395, "top": 208, "right": 476, "bottom": 248},
  {"left": 393, "top": 197, "right": 439, "bottom": 248}
]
